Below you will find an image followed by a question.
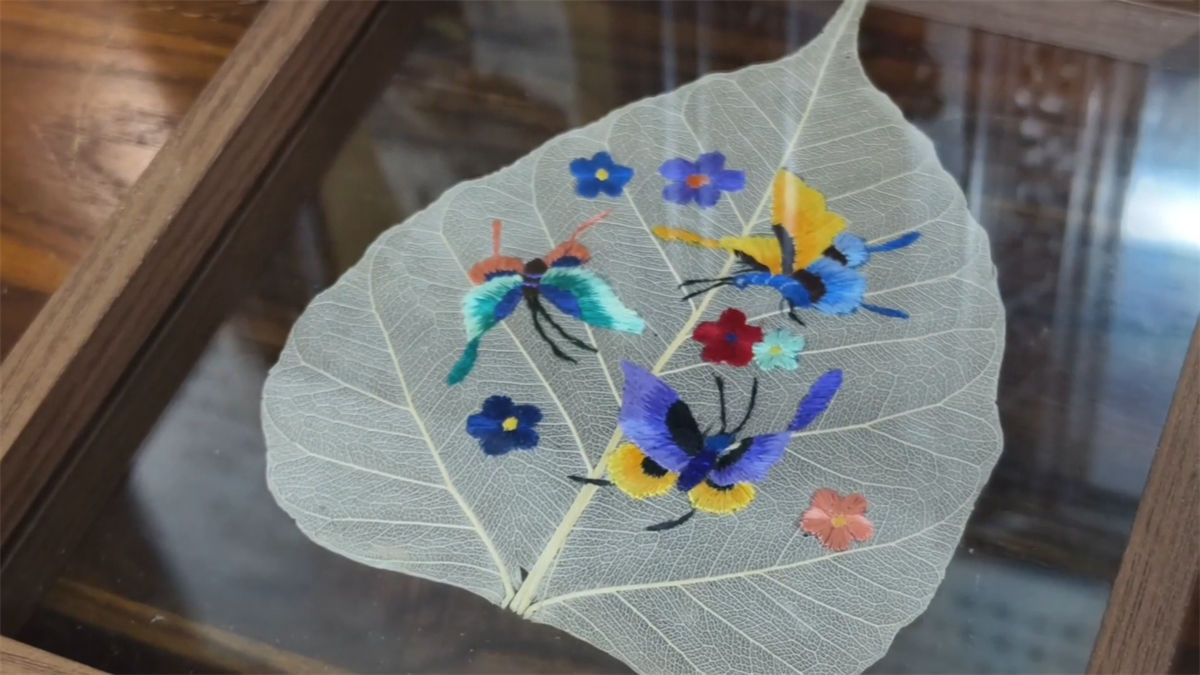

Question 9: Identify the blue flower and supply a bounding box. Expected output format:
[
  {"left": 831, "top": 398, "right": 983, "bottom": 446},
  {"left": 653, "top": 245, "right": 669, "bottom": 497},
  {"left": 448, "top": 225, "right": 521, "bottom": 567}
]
[
  {"left": 570, "top": 151, "right": 634, "bottom": 198},
  {"left": 659, "top": 151, "right": 746, "bottom": 208},
  {"left": 752, "top": 329, "right": 806, "bottom": 371},
  {"left": 466, "top": 395, "right": 543, "bottom": 456}
]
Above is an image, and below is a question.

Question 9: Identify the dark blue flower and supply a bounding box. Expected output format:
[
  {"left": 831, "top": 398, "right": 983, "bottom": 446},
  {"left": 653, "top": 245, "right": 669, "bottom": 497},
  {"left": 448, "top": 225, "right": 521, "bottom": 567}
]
[
  {"left": 659, "top": 151, "right": 746, "bottom": 208},
  {"left": 466, "top": 395, "right": 543, "bottom": 456},
  {"left": 570, "top": 151, "right": 634, "bottom": 199}
]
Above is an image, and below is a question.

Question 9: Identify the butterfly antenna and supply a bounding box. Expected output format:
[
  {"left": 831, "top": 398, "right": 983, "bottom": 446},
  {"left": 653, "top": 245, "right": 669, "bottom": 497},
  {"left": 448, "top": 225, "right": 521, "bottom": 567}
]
[
  {"left": 490, "top": 219, "right": 504, "bottom": 258},
  {"left": 568, "top": 209, "right": 612, "bottom": 242},
  {"left": 529, "top": 301, "right": 578, "bottom": 363},
  {"left": 732, "top": 378, "right": 759, "bottom": 436},
  {"left": 646, "top": 509, "right": 697, "bottom": 532},
  {"left": 679, "top": 277, "right": 729, "bottom": 287},
  {"left": 714, "top": 374, "right": 728, "bottom": 434},
  {"left": 681, "top": 280, "right": 732, "bottom": 301},
  {"left": 786, "top": 301, "right": 805, "bottom": 326}
]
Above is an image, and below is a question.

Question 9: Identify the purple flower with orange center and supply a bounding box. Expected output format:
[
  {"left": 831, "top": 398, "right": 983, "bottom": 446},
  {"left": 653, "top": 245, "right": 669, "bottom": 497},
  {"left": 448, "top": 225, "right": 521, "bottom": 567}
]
[{"left": 659, "top": 151, "right": 746, "bottom": 208}]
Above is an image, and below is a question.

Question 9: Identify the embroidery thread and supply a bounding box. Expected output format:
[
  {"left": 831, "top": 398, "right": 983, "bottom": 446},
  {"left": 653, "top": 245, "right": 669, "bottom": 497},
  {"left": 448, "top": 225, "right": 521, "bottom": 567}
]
[
  {"left": 653, "top": 170, "right": 919, "bottom": 323},
  {"left": 800, "top": 489, "right": 874, "bottom": 551},
  {"left": 570, "top": 151, "right": 634, "bottom": 199},
  {"left": 659, "top": 151, "right": 746, "bottom": 208},
  {"left": 753, "top": 329, "right": 806, "bottom": 371},
  {"left": 448, "top": 214, "right": 645, "bottom": 385},
  {"left": 466, "top": 395, "right": 543, "bottom": 456},
  {"left": 608, "top": 361, "right": 843, "bottom": 531},
  {"left": 692, "top": 308, "right": 764, "bottom": 367}
]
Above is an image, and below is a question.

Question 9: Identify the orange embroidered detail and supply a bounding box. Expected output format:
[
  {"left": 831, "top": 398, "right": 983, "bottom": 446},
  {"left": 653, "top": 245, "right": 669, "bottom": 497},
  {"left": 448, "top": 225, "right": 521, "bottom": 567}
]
[{"left": 800, "top": 489, "right": 874, "bottom": 552}]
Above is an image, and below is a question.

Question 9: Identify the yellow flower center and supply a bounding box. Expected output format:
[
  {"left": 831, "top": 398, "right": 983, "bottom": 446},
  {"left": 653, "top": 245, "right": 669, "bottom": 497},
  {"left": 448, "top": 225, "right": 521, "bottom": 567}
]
[
  {"left": 830, "top": 514, "right": 848, "bottom": 528},
  {"left": 595, "top": 168, "right": 610, "bottom": 181},
  {"left": 769, "top": 345, "right": 784, "bottom": 355},
  {"left": 502, "top": 416, "right": 519, "bottom": 432}
]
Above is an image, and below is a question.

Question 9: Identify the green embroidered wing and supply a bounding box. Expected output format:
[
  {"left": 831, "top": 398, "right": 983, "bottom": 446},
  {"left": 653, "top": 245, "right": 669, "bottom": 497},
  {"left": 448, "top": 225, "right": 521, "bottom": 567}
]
[
  {"left": 539, "top": 267, "right": 644, "bottom": 333},
  {"left": 448, "top": 274, "right": 524, "bottom": 385}
]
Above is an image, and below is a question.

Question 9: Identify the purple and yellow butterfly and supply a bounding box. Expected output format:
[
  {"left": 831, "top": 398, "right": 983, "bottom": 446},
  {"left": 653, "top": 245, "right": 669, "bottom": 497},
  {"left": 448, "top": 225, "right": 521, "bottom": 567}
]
[
  {"left": 572, "top": 361, "right": 843, "bottom": 531},
  {"left": 653, "top": 170, "right": 919, "bottom": 324},
  {"left": 448, "top": 213, "right": 645, "bottom": 385}
]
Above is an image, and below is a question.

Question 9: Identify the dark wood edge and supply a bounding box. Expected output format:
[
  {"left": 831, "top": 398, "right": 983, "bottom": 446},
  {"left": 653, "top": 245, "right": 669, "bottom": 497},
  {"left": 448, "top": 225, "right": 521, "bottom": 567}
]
[
  {"left": 0, "top": 1, "right": 379, "bottom": 545},
  {"left": 0, "top": 2, "right": 437, "bottom": 631},
  {"left": 0, "top": 636, "right": 104, "bottom": 675},
  {"left": 1088, "top": 320, "right": 1200, "bottom": 674},
  {"left": 877, "top": 0, "right": 1198, "bottom": 64},
  {"left": 35, "top": 579, "right": 343, "bottom": 674}
]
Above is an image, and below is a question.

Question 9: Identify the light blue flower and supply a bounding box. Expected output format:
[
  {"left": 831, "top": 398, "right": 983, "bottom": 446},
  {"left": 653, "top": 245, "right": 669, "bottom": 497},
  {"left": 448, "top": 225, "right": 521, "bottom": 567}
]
[{"left": 752, "top": 330, "right": 806, "bottom": 371}]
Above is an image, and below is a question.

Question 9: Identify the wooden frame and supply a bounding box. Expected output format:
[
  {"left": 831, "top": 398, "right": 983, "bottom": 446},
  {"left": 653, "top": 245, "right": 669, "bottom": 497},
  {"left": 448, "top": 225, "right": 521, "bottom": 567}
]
[
  {"left": 1088, "top": 322, "right": 1200, "bottom": 674},
  {"left": 0, "top": 0, "right": 432, "bottom": 629},
  {"left": 878, "top": 1, "right": 1199, "bottom": 65},
  {"left": 0, "top": 636, "right": 103, "bottom": 675},
  {"left": 0, "top": 0, "right": 378, "bottom": 546},
  {"left": 0, "top": 1, "right": 1196, "bottom": 673}
]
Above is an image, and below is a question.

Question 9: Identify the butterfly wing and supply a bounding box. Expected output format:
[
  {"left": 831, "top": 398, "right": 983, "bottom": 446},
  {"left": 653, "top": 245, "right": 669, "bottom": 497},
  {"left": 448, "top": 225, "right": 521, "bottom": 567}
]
[
  {"left": 794, "top": 257, "right": 868, "bottom": 315},
  {"left": 789, "top": 370, "right": 843, "bottom": 431},
  {"left": 468, "top": 219, "right": 525, "bottom": 284},
  {"left": 773, "top": 170, "right": 847, "bottom": 271},
  {"left": 688, "top": 481, "right": 757, "bottom": 514},
  {"left": 539, "top": 267, "right": 645, "bottom": 333},
  {"left": 653, "top": 227, "right": 784, "bottom": 275},
  {"left": 618, "top": 361, "right": 702, "bottom": 473},
  {"left": 447, "top": 275, "right": 524, "bottom": 385},
  {"left": 707, "top": 432, "right": 792, "bottom": 486},
  {"left": 468, "top": 258, "right": 524, "bottom": 285},
  {"left": 706, "top": 369, "right": 844, "bottom": 484},
  {"left": 544, "top": 241, "right": 588, "bottom": 268},
  {"left": 609, "top": 442, "right": 678, "bottom": 499}
]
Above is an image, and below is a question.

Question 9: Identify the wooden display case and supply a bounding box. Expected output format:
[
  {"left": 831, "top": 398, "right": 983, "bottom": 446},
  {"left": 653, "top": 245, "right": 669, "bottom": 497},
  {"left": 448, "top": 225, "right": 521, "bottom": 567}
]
[{"left": 1, "top": 2, "right": 1196, "bottom": 673}]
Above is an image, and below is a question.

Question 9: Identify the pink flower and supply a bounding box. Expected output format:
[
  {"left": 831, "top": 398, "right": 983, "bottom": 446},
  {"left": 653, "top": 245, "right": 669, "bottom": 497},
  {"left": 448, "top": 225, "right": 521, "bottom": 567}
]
[{"left": 801, "top": 489, "right": 874, "bottom": 552}]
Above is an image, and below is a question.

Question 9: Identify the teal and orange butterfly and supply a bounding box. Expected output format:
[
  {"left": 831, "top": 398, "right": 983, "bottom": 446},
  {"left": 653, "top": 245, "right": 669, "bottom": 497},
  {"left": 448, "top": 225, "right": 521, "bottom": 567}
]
[{"left": 448, "top": 213, "right": 645, "bottom": 385}]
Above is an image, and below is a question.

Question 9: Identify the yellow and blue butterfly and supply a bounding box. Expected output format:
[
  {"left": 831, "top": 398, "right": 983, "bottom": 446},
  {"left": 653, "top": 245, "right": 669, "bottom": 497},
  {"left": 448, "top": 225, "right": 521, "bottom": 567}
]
[
  {"left": 448, "top": 213, "right": 645, "bottom": 385},
  {"left": 653, "top": 170, "right": 919, "bottom": 323},
  {"left": 572, "top": 361, "right": 843, "bottom": 531}
]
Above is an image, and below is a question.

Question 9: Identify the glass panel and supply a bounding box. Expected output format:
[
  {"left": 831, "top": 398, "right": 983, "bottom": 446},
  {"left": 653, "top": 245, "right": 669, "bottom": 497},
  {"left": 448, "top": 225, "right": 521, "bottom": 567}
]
[{"left": 17, "top": 2, "right": 1200, "bottom": 673}]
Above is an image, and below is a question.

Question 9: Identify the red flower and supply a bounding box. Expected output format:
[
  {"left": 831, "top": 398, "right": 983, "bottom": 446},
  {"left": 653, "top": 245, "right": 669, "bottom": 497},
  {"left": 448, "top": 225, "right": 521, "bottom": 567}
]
[
  {"left": 693, "top": 309, "right": 764, "bottom": 366},
  {"left": 800, "top": 489, "right": 874, "bottom": 552}
]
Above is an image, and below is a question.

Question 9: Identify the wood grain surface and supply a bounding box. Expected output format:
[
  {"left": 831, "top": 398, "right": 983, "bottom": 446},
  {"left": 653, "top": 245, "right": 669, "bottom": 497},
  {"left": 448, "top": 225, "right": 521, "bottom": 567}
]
[
  {"left": 0, "top": 1, "right": 378, "bottom": 546},
  {"left": 2, "top": 0, "right": 433, "bottom": 634},
  {"left": 0, "top": 1, "right": 263, "bottom": 358},
  {"left": 1088, "top": 322, "right": 1200, "bottom": 674},
  {"left": 0, "top": 636, "right": 103, "bottom": 675}
]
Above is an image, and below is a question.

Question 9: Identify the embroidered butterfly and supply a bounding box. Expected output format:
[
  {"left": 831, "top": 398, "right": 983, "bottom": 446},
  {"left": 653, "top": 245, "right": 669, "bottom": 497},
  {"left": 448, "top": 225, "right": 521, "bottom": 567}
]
[
  {"left": 448, "top": 213, "right": 645, "bottom": 385},
  {"left": 653, "top": 170, "right": 919, "bottom": 324},
  {"left": 572, "top": 361, "right": 843, "bottom": 531}
]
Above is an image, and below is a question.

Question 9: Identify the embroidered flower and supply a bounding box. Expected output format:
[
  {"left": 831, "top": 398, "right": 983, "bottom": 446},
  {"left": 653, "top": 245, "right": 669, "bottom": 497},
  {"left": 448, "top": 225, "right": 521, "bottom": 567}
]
[
  {"left": 752, "top": 330, "right": 806, "bottom": 371},
  {"left": 659, "top": 151, "right": 746, "bottom": 208},
  {"left": 692, "top": 308, "right": 763, "bottom": 367},
  {"left": 466, "top": 395, "right": 542, "bottom": 456},
  {"left": 801, "top": 489, "right": 874, "bottom": 552},
  {"left": 570, "top": 151, "right": 634, "bottom": 198}
]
